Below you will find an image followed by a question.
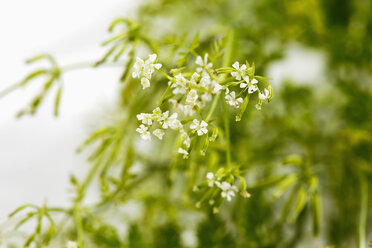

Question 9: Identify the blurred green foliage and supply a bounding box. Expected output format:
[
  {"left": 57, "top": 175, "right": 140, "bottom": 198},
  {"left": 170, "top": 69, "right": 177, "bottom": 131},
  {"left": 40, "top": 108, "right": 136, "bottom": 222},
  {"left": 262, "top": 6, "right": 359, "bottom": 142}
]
[{"left": 1, "top": 0, "right": 372, "bottom": 247}]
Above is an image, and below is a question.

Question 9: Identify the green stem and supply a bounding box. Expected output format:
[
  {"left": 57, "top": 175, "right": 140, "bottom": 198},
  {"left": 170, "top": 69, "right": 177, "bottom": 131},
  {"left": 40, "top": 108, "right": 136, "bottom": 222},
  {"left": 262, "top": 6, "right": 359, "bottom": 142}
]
[
  {"left": 221, "top": 96, "right": 231, "bottom": 168},
  {"left": 358, "top": 172, "right": 368, "bottom": 248},
  {"left": 73, "top": 203, "right": 84, "bottom": 247},
  {"left": 205, "top": 94, "right": 220, "bottom": 121}
]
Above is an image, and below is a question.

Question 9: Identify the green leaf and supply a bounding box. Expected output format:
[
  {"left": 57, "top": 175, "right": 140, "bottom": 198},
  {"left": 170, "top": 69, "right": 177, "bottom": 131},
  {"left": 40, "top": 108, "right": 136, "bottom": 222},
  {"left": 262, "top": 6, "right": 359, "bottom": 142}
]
[
  {"left": 289, "top": 187, "right": 308, "bottom": 222},
  {"left": 272, "top": 174, "right": 297, "bottom": 199},
  {"left": 236, "top": 95, "right": 250, "bottom": 121}
]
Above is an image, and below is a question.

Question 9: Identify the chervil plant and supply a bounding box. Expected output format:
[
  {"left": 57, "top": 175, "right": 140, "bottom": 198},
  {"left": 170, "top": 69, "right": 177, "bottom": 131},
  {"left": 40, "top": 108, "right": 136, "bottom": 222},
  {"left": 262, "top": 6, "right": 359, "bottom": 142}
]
[{"left": 1, "top": 0, "right": 371, "bottom": 247}]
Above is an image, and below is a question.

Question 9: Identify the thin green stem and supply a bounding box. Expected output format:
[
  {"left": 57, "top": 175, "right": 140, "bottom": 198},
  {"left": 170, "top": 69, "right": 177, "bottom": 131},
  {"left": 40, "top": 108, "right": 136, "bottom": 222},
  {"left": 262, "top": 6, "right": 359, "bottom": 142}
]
[
  {"left": 358, "top": 172, "right": 368, "bottom": 248},
  {"left": 221, "top": 96, "right": 231, "bottom": 168},
  {"left": 157, "top": 82, "right": 173, "bottom": 107},
  {"left": 205, "top": 94, "right": 219, "bottom": 121}
]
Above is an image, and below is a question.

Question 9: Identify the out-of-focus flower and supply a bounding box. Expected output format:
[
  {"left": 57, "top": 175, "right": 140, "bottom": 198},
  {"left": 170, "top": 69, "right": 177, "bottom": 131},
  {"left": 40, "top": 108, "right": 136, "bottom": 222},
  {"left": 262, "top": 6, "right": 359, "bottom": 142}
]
[
  {"left": 215, "top": 181, "right": 238, "bottom": 201},
  {"left": 132, "top": 54, "right": 162, "bottom": 89},
  {"left": 178, "top": 148, "right": 189, "bottom": 159},
  {"left": 153, "top": 129, "right": 165, "bottom": 140},
  {"left": 136, "top": 124, "right": 151, "bottom": 140}
]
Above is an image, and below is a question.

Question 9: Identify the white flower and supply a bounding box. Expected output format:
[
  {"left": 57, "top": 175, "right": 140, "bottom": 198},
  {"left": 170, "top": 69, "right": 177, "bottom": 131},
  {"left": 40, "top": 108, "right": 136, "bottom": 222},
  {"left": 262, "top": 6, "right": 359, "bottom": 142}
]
[
  {"left": 259, "top": 88, "right": 269, "bottom": 100},
  {"left": 201, "top": 93, "right": 212, "bottom": 103},
  {"left": 212, "top": 81, "right": 223, "bottom": 94},
  {"left": 132, "top": 54, "right": 162, "bottom": 89},
  {"left": 186, "top": 89, "right": 199, "bottom": 106},
  {"left": 248, "top": 84, "right": 258, "bottom": 94},
  {"left": 215, "top": 181, "right": 238, "bottom": 201},
  {"left": 240, "top": 78, "right": 258, "bottom": 89},
  {"left": 172, "top": 74, "right": 188, "bottom": 95},
  {"left": 180, "top": 104, "right": 195, "bottom": 116},
  {"left": 180, "top": 131, "right": 191, "bottom": 148},
  {"left": 153, "top": 129, "right": 165, "bottom": 140},
  {"left": 225, "top": 89, "right": 243, "bottom": 108},
  {"left": 162, "top": 113, "right": 183, "bottom": 130},
  {"left": 152, "top": 107, "right": 164, "bottom": 121},
  {"left": 136, "top": 113, "right": 153, "bottom": 125},
  {"left": 195, "top": 54, "right": 213, "bottom": 73},
  {"left": 190, "top": 119, "right": 208, "bottom": 136},
  {"left": 140, "top": 77, "right": 150, "bottom": 89},
  {"left": 190, "top": 72, "right": 200, "bottom": 86},
  {"left": 136, "top": 124, "right": 151, "bottom": 140},
  {"left": 206, "top": 172, "right": 215, "bottom": 187},
  {"left": 67, "top": 241, "right": 78, "bottom": 248},
  {"left": 178, "top": 148, "right": 189, "bottom": 159},
  {"left": 231, "top": 61, "right": 248, "bottom": 81}
]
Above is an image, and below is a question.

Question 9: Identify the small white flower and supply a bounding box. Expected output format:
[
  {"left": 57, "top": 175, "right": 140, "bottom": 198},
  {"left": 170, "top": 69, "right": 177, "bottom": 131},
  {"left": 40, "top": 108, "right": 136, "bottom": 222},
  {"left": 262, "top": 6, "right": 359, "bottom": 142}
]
[
  {"left": 132, "top": 54, "right": 162, "bottom": 89},
  {"left": 172, "top": 74, "right": 188, "bottom": 95},
  {"left": 67, "top": 241, "right": 78, "bottom": 248},
  {"left": 240, "top": 78, "right": 258, "bottom": 89},
  {"left": 201, "top": 93, "right": 212, "bottom": 103},
  {"left": 178, "top": 148, "right": 189, "bottom": 159},
  {"left": 190, "top": 119, "right": 208, "bottom": 136},
  {"left": 136, "top": 113, "right": 153, "bottom": 125},
  {"left": 248, "top": 84, "right": 258, "bottom": 94},
  {"left": 186, "top": 89, "right": 199, "bottom": 106},
  {"left": 162, "top": 113, "right": 183, "bottom": 130},
  {"left": 206, "top": 172, "right": 215, "bottom": 187},
  {"left": 140, "top": 77, "right": 150, "bottom": 89},
  {"left": 153, "top": 129, "right": 165, "bottom": 140},
  {"left": 231, "top": 61, "right": 248, "bottom": 81},
  {"left": 215, "top": 181, "right": 238, "bottom": 201},
  {"left": 180, "top": 131, "right": 191, "bottom": 148},
  {"left": 136, "top": 124, "right": 151, "bottom": 140},
  {"left": 259, "top": 88, "right": 270, "bottom": 100},
  {"left": 212, "top": 81, "right": 223, "bottom": 94},
  {"left": 225, "top": 89, "right": 243, "bottom": 108},
  {"left": 181, "top": 104, "right": 195, "bottom": 116},
  {"left": 152, "top": 107, "right": 164, "bottom": 121},
  {"left": 190, "top": 72, "right": 200, "bottom": 86},
  {"left": 196, "top": 54, "right": 213, "bottom": 73}
]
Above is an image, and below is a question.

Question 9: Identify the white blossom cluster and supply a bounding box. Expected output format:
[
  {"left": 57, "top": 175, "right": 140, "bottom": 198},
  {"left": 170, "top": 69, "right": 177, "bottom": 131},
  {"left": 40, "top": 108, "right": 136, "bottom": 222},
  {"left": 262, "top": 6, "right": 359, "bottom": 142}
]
[
  {"left": 225, "top": 61, "right": 271, "bottom": 109},
  {"left": 206, "top": 172, "right": 238, "bottom": 201},
  {"left": 132, "top": 54, "right": 162, "bottom": 89},
  {"left": 133, "top": 53, "right": 272, "bottom": 159}
]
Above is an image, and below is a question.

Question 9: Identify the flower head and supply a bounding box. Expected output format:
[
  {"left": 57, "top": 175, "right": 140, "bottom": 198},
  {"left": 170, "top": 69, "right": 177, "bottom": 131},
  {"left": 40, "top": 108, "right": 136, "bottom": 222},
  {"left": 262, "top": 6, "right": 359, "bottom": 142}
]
[
  {"left": 206, "top": 172, "right": 215, "bottom": 187},
  {"left": 190, "top": 119, "right": 208, "bottom": 136},
  {"left": 225, "top": 89, "right": 243, "bottom": 108},
  {"left": 180, "top": 131, "right": 191, "bottom": 148},
  {"left": 215, "top": 181, "right": 238, "bottom": 201},
  {"left": 259, "top": 88, "right": 270, "bottom": 101},
  {"left": 231, "top": 61, "right": 248, "bottom": 81},
  {"left": 178, "top": 148, "right": 189, "bottom": 159},
  {"left": 132, "top": 54, "right": 162, "bottom": 89},
  {"left": 196, "top": 54, "right": 213, "bottom": 73},
  {"left": 153, "top": 129, "right": 165, "bottom": 140},
  {"left": 136, "top": 124, "right": 151, "bottom": 140}
]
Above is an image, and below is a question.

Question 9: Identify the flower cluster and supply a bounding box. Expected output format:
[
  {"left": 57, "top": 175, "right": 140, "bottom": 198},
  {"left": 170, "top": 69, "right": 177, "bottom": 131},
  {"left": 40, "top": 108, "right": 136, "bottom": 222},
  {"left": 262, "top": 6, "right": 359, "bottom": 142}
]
[
  {"left": 133, "top": 53, "right": 272, "bottom": 159},
  {"left": 132, "top": 54, "right": 162, "bottom": 89},
  {"left": 206, "top": 172, "right": 238, "bottom": 201}
]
